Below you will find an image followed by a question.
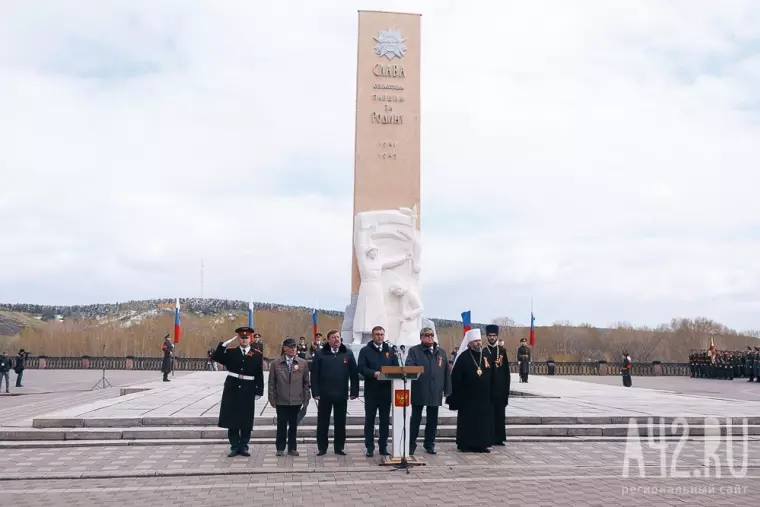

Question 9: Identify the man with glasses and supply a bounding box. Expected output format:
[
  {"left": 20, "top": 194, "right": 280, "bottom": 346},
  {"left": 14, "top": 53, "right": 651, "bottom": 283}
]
[
  {"left": 404, "top": 327, "right": 451, "bottom": 455},
  {"left": 213, "top": 326, "right": 264, "bottom": 457}
]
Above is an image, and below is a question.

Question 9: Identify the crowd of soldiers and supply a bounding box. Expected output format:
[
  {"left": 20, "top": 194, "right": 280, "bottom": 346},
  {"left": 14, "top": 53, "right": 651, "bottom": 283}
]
[{"left": 689, "top": 346, "right": 760, "bottom": 381}]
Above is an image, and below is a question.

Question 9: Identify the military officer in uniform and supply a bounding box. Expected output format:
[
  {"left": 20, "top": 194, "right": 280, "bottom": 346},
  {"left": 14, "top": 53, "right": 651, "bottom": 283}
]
[
  {"left": 689, "top": 350, "right": 695, "bottom": 378},
  {"left": 310, "top": 333, "right": 323, "bottom": 359},
  {"left": 297, "top": 337, "right": 309, "bottom": 359},
  {"left": 252, "top": 332, "right": 264, "bottom": 354},
  {"left": 161, "top": 334, "right": 173, "bottom": 382},
  {"left": 213, "top": 326, "right": 264, "bottom": 457},
  {"left": 517, "top": 338, "right": 531, "bottom": 383}
]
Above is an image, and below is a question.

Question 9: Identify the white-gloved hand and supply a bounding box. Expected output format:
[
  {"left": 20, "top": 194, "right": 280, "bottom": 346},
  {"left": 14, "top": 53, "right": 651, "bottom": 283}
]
[
  {"left": 222, "top": 336, "right": 237, "bottom": 347},
  {"left": 255, "top": 395, "right": 261, "bottom": 401}
]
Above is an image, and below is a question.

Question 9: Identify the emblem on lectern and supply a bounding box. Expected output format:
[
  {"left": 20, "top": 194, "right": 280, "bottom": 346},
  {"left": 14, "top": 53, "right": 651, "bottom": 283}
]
[
  {"left": 374, "top": 29, "right": 407, "bottom": 60},
  {"left": 394, "top": 389, "right": 410, "bottom": 407}
]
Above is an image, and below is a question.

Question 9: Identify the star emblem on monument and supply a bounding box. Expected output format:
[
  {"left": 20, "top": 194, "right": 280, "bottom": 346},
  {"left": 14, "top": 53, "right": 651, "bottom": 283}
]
[{"left": 374, "top": 29, "right": 407, "bottom": 60}]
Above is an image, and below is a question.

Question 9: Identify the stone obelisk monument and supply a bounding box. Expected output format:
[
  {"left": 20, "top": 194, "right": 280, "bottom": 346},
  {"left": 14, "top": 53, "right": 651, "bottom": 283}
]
[{"left": 342, "top": 10, "right": 433, "bottom": 359}]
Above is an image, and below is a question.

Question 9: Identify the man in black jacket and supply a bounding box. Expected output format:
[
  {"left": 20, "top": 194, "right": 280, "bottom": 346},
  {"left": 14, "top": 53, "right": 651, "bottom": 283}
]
[
  {"left": 357, "top": 326, "right": 399, "bottom": 457},
  {"left": 404, "top": 327, "right": 451, "bottom": 455},
  {"left": 0, "top": 351, "right": 11, "bottom": 393},
  {"left": 311, "top": 330, "right": 359, "bottom": 456},
  {"left": 14, "top": 349, "right": 27, "bottom": 387},
  {"left": 484, "top": 324, "right": 510, "bottom": 446}
]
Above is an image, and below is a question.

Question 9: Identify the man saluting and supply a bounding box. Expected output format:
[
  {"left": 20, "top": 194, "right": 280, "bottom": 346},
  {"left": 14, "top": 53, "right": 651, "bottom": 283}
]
[
  {"left": 213, "top": 326, "right": 264, "bottom": 457},
  {"left": 447, "top": 328, "right": 494, "bottom": 453}
]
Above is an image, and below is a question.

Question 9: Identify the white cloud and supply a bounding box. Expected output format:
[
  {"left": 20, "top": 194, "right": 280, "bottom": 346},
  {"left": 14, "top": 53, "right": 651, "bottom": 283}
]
[{"left": 1, "top": 0, "right": 760, "bottom": 330}]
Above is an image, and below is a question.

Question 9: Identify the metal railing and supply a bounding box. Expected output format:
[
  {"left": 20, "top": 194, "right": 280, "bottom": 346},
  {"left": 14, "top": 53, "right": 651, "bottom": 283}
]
[{"left": 23, "top": 356, "right": 691, "bottom": 375}]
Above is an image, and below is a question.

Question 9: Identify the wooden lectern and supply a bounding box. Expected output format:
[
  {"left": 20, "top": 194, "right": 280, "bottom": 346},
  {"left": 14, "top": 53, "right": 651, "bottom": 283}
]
[{"left": 377, "top": 365, "right": 426, "bottom": 468}]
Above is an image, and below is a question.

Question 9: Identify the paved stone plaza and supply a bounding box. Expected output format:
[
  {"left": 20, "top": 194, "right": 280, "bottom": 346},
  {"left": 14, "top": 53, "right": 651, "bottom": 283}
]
[
  {"left": 19, "top": 371, "right": 760, "bottom": 428},
  {"left": 0, "top": 441, "right": 758, "bottom": 506}
]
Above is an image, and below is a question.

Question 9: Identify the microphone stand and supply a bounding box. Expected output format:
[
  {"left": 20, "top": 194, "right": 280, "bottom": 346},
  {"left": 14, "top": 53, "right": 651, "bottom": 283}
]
[
  {"left": 90, "top": 344, "right": 112, "bottom": 390},
  {"left": 393, "top": 349, "right": 410, "bottom": 474}
]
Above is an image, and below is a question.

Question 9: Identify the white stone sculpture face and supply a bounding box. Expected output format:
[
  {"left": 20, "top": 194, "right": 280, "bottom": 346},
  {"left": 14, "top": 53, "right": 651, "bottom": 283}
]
[
  {"left": 389, "top": 284, "right": 406, "bottom": 296},
  {"left": 367, "top": 248, "right": 378, "bottom": 259}
]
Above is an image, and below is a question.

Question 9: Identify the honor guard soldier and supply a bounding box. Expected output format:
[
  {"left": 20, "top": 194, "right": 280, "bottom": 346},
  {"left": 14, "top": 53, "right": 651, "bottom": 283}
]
[
  {"left": 689, "top": 350, "right": 696, "bottom": 378},
  {"left": 483, "top": 324, "right": 511, "bottom": 446},
  {"left": 252, "top": 332, "right": 264, "bottom": 354},
  {"left": 517, "top": 338, "right": 531, "bottom": 383},
  {"left": 310, "top": 333, "right": 322, "bottom": 359},
  {"left": 161, "top": 334, "right": 173, "bottom": 382},
  {"left": 297, "top": 337, "right": 308, "bottom": 359},
  {"left": 621, "top": 351, "right": 632, "bottom": 387},
  {"left": 213, "top": 326, "right": 264, "bottom": 457}
]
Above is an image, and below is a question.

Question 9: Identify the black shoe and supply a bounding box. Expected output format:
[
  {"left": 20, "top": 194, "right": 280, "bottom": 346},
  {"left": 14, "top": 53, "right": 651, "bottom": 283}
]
[
  {"left": 317, "top": 450, "right": 327, "bottom": 456},
  {"left": 228, "top": 450, "right": 238, "bottom": 457},
  {"left": 492, "top": 442, "right": 505, "bottom": 446},
  {"left": 365, "top": 449, "right": 374, "bottom": 457},
  {"left": 379, "top": 449, "right": 390, "bottom": 456},
  {"left": 424, "top": 446, "right": 437, "bottom": 455},
  {"left": 335, "top": 450, "right": 346, "bottom": 456},
  {"left": 409, "top": 447, "right": 416, "bottom": 456},
  {"left": 238, "top": 450, "right": 251, "bottom": 457}
]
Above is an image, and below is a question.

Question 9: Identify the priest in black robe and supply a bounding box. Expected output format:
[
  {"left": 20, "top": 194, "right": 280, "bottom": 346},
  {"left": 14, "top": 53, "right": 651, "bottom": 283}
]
[
  {"left": 484, "top": 324, "right": 510, "bottom": 446},
  {"left": 446, "top": 328, "right": 494, "bottom": 453}
]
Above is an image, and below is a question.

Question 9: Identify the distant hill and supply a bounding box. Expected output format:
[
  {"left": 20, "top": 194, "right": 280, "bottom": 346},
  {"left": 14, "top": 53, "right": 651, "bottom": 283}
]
[{"left": 1, "top": 299, "right": 758, "bottom": 361}]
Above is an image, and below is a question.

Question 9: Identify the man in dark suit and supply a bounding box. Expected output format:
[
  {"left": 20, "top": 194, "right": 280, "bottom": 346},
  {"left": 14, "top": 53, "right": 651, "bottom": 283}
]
[
  {"left": 357, "top": 326, "right": 399, "bottom": 457},
  {"left": 311, "top": 329, "right": 359, "bottom": 456},
  {"left": 212, "top": 326, "right": 264, "bottom": 457}
]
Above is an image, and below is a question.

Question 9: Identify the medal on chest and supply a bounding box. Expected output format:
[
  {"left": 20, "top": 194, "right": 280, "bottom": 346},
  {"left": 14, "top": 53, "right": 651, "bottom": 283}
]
[{"left": 471, "top": 349, "right": 484, "bottom": 376}]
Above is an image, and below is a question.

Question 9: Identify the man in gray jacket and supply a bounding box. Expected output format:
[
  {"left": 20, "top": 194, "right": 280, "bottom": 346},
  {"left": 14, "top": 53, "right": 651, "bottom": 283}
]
[{"left": 404, "top": 327, "right": 451, "bottom": 455}]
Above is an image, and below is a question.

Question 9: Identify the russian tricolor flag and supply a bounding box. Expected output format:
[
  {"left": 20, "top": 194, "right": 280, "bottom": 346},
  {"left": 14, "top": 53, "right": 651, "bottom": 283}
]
[
  {"left": 173, "top": 297, "right": 181, "bottom": 344},
  {"left": 462, "top": 310, "right": 472, "bottom": 335},
  {"left": 530, "top": 311, "right": 536, "bottom": 346},
  {"left": 248, "top": 298, "right": 254, "bottom": 329},
  {"left": 312, "top": 309, "right": 318, "bottom": 339}
]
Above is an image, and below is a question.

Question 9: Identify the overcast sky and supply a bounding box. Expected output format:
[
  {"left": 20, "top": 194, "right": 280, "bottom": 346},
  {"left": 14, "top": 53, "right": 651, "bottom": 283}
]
[{"left": 2, "top": 1, "right": 759, "bottom": 330}]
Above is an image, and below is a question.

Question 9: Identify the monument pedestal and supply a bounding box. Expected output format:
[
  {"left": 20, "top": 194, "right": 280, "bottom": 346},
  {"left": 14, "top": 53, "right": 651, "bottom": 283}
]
[{"left": 377, "top": 366, "right": 426, "bottom": 468}]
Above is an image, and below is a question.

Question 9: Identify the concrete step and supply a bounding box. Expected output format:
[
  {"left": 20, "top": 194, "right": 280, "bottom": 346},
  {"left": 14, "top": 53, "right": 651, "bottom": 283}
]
[
  {"left": 32, "top": 414, "right": 760, "bottom": 429},
  {"left": 6, "top": 434, "right": 760, "bottom": 449},
  {"left": 5, "top": 424, "right": 760, "bottom": 441}
]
